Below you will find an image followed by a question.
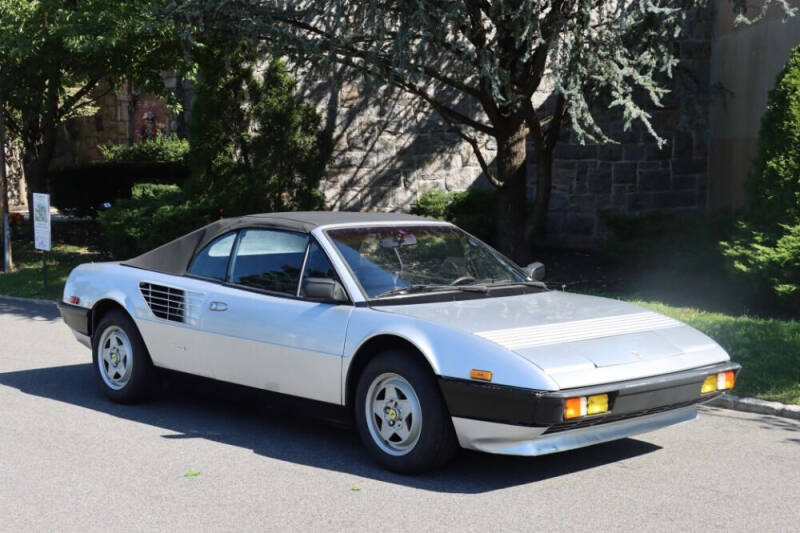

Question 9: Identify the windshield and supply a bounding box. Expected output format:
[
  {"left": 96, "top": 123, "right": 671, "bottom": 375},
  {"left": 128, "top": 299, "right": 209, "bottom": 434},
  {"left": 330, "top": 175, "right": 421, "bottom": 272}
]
[{"left": 326, "top": 225, "right": 527, "bottom": 298}]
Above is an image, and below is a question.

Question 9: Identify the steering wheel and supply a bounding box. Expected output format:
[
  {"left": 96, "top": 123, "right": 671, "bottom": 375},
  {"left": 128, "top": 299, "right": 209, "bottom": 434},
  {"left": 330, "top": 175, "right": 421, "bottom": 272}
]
[{"left": 450, "top": 275, "right": 476, "bottom": 286}]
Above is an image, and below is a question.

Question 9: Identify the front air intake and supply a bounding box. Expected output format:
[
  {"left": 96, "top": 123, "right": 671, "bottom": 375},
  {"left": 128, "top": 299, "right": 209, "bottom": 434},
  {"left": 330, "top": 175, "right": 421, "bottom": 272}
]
[{"left": 139, "top": 282, "right": 186, "bottom": 323}]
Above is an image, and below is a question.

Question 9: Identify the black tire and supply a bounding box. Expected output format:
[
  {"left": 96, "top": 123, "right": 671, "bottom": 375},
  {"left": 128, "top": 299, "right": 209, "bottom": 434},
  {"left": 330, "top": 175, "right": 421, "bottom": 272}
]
[
  {"left": 354, "top": 350, "right": 458, "bottom": 473},
  {"left": 92, "top": 310, "right": 154, "bottom": 403}
]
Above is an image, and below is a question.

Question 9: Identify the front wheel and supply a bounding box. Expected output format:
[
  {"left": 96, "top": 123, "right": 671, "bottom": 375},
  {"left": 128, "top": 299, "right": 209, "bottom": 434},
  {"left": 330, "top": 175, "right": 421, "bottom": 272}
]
[
  {"left": 92, "top": 310, "right": 154, "bottom": 403},
  {"left": 355, "top": 350, "right": 457, "bottom": 473}
]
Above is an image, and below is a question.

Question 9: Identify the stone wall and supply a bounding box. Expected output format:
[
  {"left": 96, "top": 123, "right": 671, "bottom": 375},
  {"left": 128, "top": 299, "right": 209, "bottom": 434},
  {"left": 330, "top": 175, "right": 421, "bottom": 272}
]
[{"left": 313, "top": 28, "right": 712, "bottom": 248}]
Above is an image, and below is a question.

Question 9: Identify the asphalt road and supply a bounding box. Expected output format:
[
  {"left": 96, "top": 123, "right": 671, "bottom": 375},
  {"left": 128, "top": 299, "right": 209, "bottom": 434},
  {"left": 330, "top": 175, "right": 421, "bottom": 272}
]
[{"left": 1, "top": 297, "right": 799, "bottom": 532}]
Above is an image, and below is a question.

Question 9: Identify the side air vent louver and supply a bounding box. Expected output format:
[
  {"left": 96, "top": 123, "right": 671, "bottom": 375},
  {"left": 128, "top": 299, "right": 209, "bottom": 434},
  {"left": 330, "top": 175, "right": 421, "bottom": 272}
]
[{"left": 139, "top": 282, "right": 186, "bottom": 323}]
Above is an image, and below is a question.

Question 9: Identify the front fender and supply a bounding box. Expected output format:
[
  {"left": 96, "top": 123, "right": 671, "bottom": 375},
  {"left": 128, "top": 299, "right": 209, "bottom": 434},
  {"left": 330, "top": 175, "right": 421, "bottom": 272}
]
[{"left": 342, "top": 307, "right": 559, "bottom": 395}]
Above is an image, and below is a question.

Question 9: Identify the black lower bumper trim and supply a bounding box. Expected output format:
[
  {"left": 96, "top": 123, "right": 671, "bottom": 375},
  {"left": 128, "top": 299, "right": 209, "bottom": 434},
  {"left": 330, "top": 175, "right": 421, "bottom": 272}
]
[
  {"left": 57, "top": 302, "right": 91, "bottom": 336},
  {"left": 438, "top": 361, "right": 741, "bottom": 428}
]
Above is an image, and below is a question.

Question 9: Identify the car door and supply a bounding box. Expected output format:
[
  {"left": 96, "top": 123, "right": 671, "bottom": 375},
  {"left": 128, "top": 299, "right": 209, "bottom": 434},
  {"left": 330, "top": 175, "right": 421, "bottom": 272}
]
[
  {"left": 192, "top": 228, "right": 353, "bottom": 404},
  {"left": 136, "top": 231, "right": 239, "bottom": 380}
]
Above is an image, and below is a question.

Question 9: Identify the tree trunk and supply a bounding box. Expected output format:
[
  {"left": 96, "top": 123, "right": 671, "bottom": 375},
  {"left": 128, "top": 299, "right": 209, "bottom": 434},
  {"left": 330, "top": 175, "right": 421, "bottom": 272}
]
[
  {"left": 526, "top": 144, "right": 553, "bottom": 245},
  {"left": 22, "top": 132, "right": 56, "bottom": 231},
  {"left": 493, "top": 122, "right": 529, "bottom": 262}
]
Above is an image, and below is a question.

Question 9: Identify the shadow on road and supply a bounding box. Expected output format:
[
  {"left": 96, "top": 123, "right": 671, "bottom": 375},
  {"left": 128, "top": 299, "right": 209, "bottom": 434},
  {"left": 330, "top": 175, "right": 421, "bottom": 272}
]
[
  {"left": 0, "top": 298, "right": 59, "bottom": 321},
  {"left": 0, "top": 363, "right": 664, "bottom": 493}
]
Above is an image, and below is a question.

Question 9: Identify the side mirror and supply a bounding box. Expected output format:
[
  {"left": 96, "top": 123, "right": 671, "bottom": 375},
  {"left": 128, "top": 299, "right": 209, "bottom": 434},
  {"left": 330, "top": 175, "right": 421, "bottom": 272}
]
[
  {"left": 302, "top": 277, "right": 349, "bottom": 303},
  {"left": 523, "top": 261, "right": 546, "bottom": 281}
]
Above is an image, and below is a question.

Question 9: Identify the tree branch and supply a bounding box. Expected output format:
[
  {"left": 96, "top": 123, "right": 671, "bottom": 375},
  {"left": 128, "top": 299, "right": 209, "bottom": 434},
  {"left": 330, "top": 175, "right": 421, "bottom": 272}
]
[
  {"left": 273, "top": 15, "right": 483, "bottom": 99},
  {"left": 59, "top": 76, "right": 105, "bottom": 120},
  {"left": 439, "top": 113, "right": 502, "bottom": 188}
]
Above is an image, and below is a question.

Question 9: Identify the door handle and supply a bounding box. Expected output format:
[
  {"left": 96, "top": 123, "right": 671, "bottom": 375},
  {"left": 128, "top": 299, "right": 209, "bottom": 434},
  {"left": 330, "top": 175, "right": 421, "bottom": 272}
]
[{"left": 209, "top": 301, "right": 228, "bottom": 312}]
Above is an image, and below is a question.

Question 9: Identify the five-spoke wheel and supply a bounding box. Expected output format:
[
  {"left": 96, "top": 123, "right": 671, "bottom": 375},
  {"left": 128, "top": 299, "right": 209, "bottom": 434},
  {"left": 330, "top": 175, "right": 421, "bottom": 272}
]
[
  {"left": 365, "top": 373, "right": 423, "bottom": 456},
  {"left": 355, "top": 350, "right": 457, "bottom": 473},
  {"left": 97, "top": 326, "right": 133, "bottom": 390},
  {"left": 92, "top": 310, "right": 154, "bottom": 403}
]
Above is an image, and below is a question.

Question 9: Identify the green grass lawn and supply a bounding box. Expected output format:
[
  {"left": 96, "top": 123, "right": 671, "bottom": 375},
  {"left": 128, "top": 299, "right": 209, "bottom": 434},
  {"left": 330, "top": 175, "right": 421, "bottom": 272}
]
[
  {"left": 0, "top": 240, "right": 100, "bottom": 301},
  {"left": 636, "top": 301, "right": 800, "bottom": 405}
]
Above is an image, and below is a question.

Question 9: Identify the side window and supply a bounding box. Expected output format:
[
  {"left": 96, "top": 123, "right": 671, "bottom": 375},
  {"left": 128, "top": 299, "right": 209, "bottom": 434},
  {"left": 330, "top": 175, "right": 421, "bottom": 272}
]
[
  {"left": 188, "top": 232, "right": 236, "bottom": 281},
  {"left": 302, "top": 240, "right": 338, "bottom": 281},
  {"left": 230, "top": 229, "right": 308, "bottom": 295}
]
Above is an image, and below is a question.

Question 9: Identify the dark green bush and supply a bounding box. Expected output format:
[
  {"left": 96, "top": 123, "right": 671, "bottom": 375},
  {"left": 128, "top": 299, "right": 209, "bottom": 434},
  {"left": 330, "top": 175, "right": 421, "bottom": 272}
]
[
  {"left": 411, "top": 189, "right": 495, "bottom": 244},
  {"left": 96, "top": 183, "right": 218, "bottom": 259},
  {"left": 722, "top": 45, "right": 800, "bottom": 309},
  {"left": 99, "top": 135, "right": 189, "bottom": 164},
  {"left": 49, "top": 137, "right": 191, "bottom": 216},
  {"left": 188, "top": 48, "right": 329, "bottom": 215}
]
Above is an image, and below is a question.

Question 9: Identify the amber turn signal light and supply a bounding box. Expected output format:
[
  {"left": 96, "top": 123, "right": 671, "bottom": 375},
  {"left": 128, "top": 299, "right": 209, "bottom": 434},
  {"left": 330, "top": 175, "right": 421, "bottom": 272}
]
[
  {"left": 718, "top": 371, "right": 735, "bottom": 390},
  {"left": 565, "top": 393, "right": 609, "bottom": 419},
  {"left": 470, "top": 369, "right": 492, "bottom": 382},
  {"left": 702, "top": 371, "right": 736, "bottom": 394},
  {"left": 564, "top": 397, "right": 585, "bottom": 419}
]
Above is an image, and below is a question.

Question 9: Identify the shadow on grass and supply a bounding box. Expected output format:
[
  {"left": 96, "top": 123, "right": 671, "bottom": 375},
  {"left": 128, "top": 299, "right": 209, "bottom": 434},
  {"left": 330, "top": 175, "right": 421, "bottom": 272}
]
[{"left": 0, "top": 363, "right": 662, "bottom": 493}]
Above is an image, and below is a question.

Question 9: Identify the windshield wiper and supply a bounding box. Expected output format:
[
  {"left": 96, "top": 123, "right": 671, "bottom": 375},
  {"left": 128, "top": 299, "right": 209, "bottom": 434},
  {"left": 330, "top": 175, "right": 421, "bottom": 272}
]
[
  {"left": 472, "top": 279, "right": 547, "bottom": 290},
  {"left": 375, "top": 283, "right": 488, "bottom": 299}
]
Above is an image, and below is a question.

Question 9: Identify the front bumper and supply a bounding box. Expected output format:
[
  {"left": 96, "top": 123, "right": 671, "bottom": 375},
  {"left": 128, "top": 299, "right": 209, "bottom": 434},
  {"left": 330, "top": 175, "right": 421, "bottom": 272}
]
[
  {"left": 452, "top": 406, "right": 699, "bottom": 456},
  {"left": 439, "top": 361, "right": 740, "bottom": 434}
]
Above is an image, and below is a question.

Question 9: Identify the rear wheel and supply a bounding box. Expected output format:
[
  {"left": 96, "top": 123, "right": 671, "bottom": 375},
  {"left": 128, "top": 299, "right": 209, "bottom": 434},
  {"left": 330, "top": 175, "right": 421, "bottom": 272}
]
[
  {"left": 355, "top": 350, "right": 457, "bottom": 473},
  {"left": 92, "top": 310, "right": 154, "bottom": 403}
]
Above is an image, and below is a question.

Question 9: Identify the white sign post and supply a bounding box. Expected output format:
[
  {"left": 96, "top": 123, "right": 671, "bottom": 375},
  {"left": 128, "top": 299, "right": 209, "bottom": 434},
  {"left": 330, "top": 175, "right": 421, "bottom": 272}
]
[{"left": 33, "top": 193, "right": 51, "bottom": 292}]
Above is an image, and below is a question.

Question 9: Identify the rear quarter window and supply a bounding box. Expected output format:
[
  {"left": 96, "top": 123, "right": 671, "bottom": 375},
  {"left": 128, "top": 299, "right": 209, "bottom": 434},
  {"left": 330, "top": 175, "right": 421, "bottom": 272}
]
[{"left": 188, "top": 232, "right": 236, "bottom": 281}]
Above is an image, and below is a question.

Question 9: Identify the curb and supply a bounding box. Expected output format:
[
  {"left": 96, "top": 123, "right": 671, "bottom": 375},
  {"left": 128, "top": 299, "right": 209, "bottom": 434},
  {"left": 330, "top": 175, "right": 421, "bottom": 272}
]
[
  {"left": 0, "top": 294, "right": 58, "bottom": 306},
  {"left": 707, "top": 393, "right": 800, "bottom": 421}
]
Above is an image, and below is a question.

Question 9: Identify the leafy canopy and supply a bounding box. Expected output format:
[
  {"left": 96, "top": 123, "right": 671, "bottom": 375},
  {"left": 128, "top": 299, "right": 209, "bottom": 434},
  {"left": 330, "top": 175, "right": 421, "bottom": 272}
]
[
  {"left": 0, "top": 0, "right": 183, "bottom": 149},
  {"left": 174, "top": 1, "right": 797, "bottom": 166}
]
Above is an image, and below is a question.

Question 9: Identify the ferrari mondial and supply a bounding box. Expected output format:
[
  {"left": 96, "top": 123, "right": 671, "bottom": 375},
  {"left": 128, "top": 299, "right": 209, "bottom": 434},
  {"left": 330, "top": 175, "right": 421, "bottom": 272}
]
[{"left": 59, "top": 212, "right": 739, "bottom": 473}]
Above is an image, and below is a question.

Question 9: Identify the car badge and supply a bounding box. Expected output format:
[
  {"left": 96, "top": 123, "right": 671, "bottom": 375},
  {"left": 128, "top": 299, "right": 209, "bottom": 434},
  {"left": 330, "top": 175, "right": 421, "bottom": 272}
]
[{"left": 632, "top": 350, "right": 644, "bottom": 360}]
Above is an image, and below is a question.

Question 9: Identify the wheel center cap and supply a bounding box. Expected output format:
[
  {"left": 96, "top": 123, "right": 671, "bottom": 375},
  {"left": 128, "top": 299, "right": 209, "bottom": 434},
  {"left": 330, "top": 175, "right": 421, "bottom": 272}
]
[
  {"left": 110, "top": 351, "right": 119, "bottom": 366},
  {"left": 388, "top": 408, "right": 398, "bottom": 421}
]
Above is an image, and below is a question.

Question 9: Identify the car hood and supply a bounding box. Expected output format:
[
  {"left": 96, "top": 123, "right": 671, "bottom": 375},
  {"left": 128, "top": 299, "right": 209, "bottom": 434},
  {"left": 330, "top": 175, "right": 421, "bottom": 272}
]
[{"left": 378, "top": 291, "right": 723, "bottom": 385}]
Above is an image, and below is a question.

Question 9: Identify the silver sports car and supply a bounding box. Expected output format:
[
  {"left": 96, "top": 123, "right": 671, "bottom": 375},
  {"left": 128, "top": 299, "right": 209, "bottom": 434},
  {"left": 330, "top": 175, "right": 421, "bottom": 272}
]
[{"left": 59, "top": 211, "right": 739, "bottom": 472}]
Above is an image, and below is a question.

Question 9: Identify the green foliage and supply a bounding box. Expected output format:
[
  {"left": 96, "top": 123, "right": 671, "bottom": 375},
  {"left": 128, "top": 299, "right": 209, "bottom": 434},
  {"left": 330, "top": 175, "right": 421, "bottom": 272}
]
[
  {"left": 188, "top": 42, "right": 330, "bottom": 216},
  {"left": 0, "top": 0, "right": 185, "bottom": 199},
  {"left": 411, "top": 189, "right": 495, "bottom": 244},
  {"left": 99, "top": 136, "right": 190, "bottom": 165},
  {"left": 722, "top": 45, "right": 800, "bottom": 309},
  {"left": 96, "top": 183, "right": 217, "bottom": 259},
  {"left": 640, "top": 302, "right": 800, "bottom": 405}
]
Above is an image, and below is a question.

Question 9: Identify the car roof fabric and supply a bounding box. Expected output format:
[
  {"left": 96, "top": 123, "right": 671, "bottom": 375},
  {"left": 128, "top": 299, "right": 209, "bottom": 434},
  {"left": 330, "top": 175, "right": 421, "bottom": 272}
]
[{"left": 121, "top": 211, "right": 434, "bottom": 276}]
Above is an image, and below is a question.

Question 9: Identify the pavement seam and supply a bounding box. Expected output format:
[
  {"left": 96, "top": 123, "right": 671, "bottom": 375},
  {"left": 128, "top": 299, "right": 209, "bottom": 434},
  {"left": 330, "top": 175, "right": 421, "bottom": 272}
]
[{"left": 2, "top": 294, "right": 798, "bottom": 421}]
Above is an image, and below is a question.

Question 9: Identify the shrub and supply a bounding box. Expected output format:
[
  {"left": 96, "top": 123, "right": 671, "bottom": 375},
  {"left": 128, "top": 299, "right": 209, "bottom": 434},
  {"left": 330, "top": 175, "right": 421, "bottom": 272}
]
[
  {"left": 99, "top": 135, "right": 189, "bottom": 164},
  {"left": 411, "top": 189, "right": 495, "bottom": 244},
  {"left": 48, "top": 136, "right": 191, "bottom": 216},
  {"left": 188, "top": 47, "right": 329, "bottom": 215},
  {"left": 722, "top": 45, "right": 800, "bottom": 309},
  {"left": 96, "top": 183, "right": 218, "bottom": 259}
]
